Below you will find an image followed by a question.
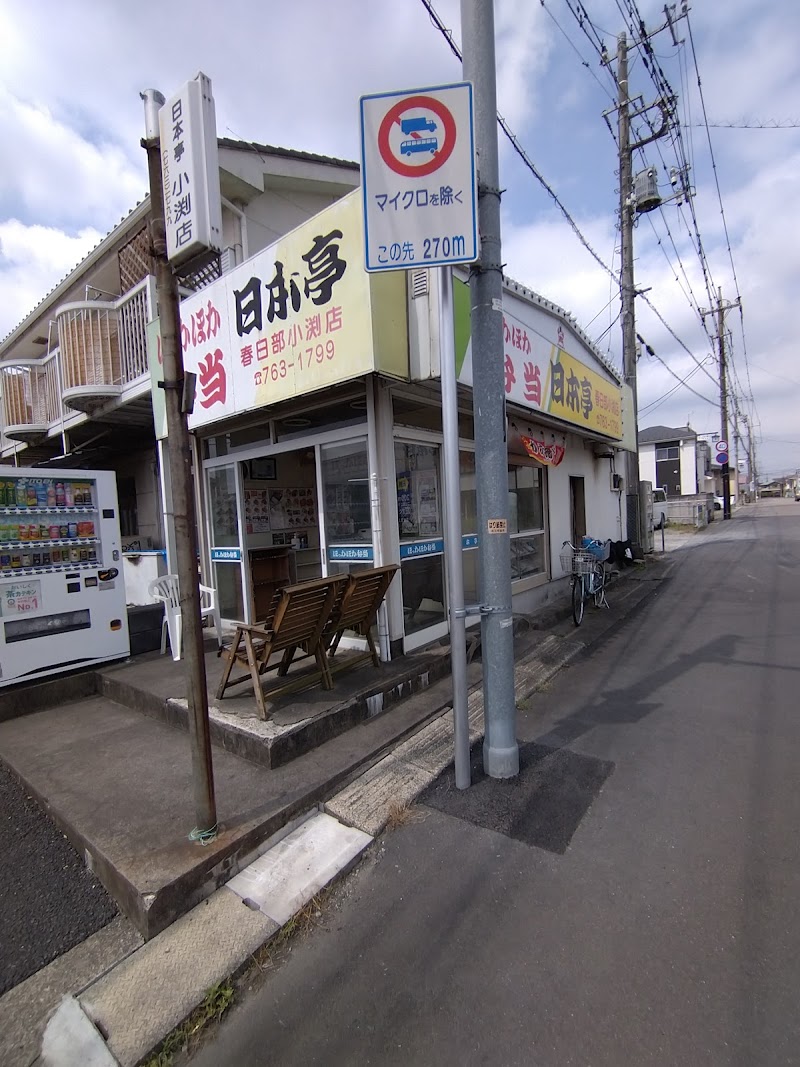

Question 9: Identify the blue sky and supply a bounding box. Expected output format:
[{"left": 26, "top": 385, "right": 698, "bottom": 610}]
[{"left": 1, "top": 0, "right": 798, "bottom": 478}]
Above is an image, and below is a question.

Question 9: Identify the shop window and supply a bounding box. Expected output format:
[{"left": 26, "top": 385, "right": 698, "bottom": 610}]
[
  {"left": 508, "top": 463, "right": 546, "bottom": 581},
  {"left": 393, "top": 395, "right": 473, "bottom": 439},
  {"left": 202, "top": 422, "right": 272, "bottom": 459},
  {"left": 395, "top": 441, "right": 445, "bottom": 636},
  {"left": 274, "top": 394, "right": 366, "bottom": 442},
  {"left": 459, "top": 450, "right": 479, "bottom": 605}
]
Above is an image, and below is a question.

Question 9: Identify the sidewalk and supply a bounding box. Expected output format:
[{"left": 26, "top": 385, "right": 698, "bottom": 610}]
[{"left": 0, "top": 554, "right": 674, "bottom": 1067}]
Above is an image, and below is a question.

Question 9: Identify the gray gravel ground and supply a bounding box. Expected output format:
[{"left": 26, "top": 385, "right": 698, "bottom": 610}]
[{"left": 0, "top": 759, "right": 118, "bottom": 996}]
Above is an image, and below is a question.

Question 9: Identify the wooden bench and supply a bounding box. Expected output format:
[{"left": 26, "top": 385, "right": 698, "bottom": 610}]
[
  {"left": 323, "top": 564, "right": 399, "bottom": 674},
  {"left": 216, "top": 574, "right": 347, "bottom": 720}
]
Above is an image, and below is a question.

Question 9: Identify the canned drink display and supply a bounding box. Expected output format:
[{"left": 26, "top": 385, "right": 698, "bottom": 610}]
[
  {"left": 50, "top": 525, "right": 61, "bottom": 539},
  {"left": 68, "top": 522, "right": 78, "bottom": 538},
  {"left": 1, "top": 553, "right": 10, "bottom": 568}
]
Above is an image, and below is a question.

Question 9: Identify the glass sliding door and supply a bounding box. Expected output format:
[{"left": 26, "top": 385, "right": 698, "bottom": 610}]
[
  {"left": 395, "top": 440, "right": 447, "bottom": 649},
  {"left": 320, "top": 438, "right": 374, "bottom": 575},
  {"left": 206, "top": 463, "right": 246, "bottom": 622}
]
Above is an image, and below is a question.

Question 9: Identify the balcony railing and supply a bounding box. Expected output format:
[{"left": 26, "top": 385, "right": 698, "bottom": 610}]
[
  {"left": 0, "top": 277, "right": 154, "bottom": 443},
  {"left": 57, "top": 277, "right": 152, "bottom": 413},
  {"left": 0, "top": 359, "right": 51, "bottom": 443}
]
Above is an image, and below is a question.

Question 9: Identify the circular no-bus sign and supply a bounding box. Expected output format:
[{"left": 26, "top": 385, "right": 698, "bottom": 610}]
[
  {"left": 377, "top": 95, "right": 458, "bottom": 178},
  {"left": 360, "top": 82, "right": 478, "bottom": 272}
]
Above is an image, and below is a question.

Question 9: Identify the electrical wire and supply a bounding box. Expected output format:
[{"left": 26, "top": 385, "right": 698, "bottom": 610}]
[
  {"left": 539, "top": 0, "right": 617, "bottom": 104},
  {"left": 421, "top": 0, "right": 717, "bottom": 410}
]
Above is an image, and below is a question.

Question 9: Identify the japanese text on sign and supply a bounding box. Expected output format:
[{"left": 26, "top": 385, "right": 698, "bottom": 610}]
[{"left": 179, "top": 191, "right": 379, "bottom": 428}]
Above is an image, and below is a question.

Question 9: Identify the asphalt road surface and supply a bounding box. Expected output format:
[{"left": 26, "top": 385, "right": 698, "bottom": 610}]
[
  {"left": 190, "top": 500, "right": 800, "bottom": 1067},
  {"left": 0, "top": 761, "right": 118, "bottom": 995}
]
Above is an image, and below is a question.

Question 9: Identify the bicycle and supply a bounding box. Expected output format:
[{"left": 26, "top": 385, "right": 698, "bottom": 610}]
[{"left": 560, "top": 539, "right": 611, "bottom": 626}]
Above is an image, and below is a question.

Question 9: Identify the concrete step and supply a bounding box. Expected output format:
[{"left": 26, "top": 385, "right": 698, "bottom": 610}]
[{"left": 225, "top": 810, "right": 371, "bottom": 924}]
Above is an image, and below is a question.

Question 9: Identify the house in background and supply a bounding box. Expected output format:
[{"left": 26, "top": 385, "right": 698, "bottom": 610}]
[{"left": 638, "top": 425, "right": 713, "bottom": 497}]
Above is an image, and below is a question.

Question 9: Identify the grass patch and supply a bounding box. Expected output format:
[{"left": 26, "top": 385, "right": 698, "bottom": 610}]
[
  {"left": 385, "top": 801, "right": 425, "bottom": 830},
  {"left": 143, "top": 980, "right": 234, "bottom": 1067}
]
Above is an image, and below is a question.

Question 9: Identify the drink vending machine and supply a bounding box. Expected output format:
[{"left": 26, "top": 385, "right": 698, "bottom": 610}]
[{"left": 0, "top": 465, "right": 130, "bottom": 686}]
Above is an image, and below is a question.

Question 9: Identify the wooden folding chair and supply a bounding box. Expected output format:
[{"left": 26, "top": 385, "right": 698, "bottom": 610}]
[
  {"left": 216, "top": 575, "right": 347, "bottom": 720},
  {"left": 322, "top": 564, "right": 399, "bottom": 673}
]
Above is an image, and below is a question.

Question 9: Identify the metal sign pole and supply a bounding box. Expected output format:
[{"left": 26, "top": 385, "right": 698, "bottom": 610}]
[{"left": 439, "top": 266, "right": 471, "bottom": 790}]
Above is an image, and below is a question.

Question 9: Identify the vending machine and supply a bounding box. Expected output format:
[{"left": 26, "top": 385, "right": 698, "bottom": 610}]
[{"left": 0, "top": 465, "right": 130, "bottom": 686}]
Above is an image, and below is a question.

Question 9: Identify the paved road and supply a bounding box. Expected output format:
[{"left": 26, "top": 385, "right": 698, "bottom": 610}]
[{"left": 191, "top": 500, "right": 800, "bottom": 1067}]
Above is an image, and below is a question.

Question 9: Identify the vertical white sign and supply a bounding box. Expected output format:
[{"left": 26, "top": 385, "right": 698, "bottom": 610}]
[{"left": 159, "top": 72, "right": 222, "bottom": 266}]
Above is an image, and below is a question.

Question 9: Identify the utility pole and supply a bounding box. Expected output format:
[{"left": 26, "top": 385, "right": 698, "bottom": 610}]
[
  {"left": 141, "top": 90, "right": 217, "bottom": 840},
  {"left": 617, "top": 32, "right": 640, "bottom": 545},
  {"left": 460, "top": 0, "right": 519, "bottom": 780},
  {"left": 701, "top": 288, "right": 741, "bottom": 521},
  {"left": 717, "top": 289, "right": 731, "bottom": 519}
]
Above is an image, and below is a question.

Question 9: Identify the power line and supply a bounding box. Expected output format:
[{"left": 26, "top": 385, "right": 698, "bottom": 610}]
[
  {"left": 539, "top": 0, "right": 617, "bottom": 104},
  {"left": 421, "top": 0, "right": 711, "bottom": 401},
  {"left": 686, "top": 12, "right": 755, "bottom": 412},
  {"left": 689, "top": 119, "right": 800, "bottom": 129}
]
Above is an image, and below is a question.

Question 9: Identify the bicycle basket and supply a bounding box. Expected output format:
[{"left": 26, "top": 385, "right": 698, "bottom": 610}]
[
  {"left": 559, "top": 549, "right": 574, "bottom": 572},
  {"left": 572, "top": 550, "right": 597, "bottom": 575}
]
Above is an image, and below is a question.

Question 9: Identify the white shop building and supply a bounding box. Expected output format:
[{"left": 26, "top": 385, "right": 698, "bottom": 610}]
[{"left": 180, "top": 189, "right": 631, "bottom": 656}]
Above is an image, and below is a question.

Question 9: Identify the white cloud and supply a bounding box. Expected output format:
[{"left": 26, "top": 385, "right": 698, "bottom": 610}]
[
  {"left": 0, "top": 0, "right": 797, "bottom": 476},
  {"left": 0, "top": 220, "right": 103, "bottom": 338},
  {"left": 0, "top": 86, "right": 147, "bottom": 230}
]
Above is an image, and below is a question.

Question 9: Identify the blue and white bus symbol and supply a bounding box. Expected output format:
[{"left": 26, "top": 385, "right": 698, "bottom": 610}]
[{"left": 400, "top": 136, "right": 438, "bottom": 156}]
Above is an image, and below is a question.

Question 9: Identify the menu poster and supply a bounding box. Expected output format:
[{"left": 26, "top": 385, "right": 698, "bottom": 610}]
[
  {"left": 268, "top": 488, "right": 316, "bottom": 530},
  {"left": 396, "top": 473, "right": 415, "bottom": 536},
  {"left": 417, "top": 470, "right": 440, "bottom": 536},
  {"left": 244, "top": 490, "right": 271, "bottom": 534}
]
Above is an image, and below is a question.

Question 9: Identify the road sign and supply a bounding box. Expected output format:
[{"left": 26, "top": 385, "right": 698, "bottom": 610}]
[
  {"left": 360, "top": 83, "right": 478, "bottom": 272},
  {"left": 716, "top": 440, "right": 728, "bottom": 453}
]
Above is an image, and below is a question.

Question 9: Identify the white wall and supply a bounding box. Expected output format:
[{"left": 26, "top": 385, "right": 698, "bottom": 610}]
[
  {"left": 639, "top": 443, "right": 657, "bottom": 487},
  {"left": 243, "top": 190, "right": 350, "bottom": 258},
  {"left": 680, "top": 439, "right": 698, "bottom": 494},
  {"left": 510, "top": 429, "right": 625, "bottom": 617}
]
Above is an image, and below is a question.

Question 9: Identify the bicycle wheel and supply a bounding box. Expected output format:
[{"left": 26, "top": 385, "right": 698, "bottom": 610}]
[{"left": 571, "top": 574, "right": 585, "bottom": 626}]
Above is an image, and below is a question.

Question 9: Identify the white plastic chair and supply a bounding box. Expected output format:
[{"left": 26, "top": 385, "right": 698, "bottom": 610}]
[{"left": 148, "top": 574, "right": 222, "bottom": 661}]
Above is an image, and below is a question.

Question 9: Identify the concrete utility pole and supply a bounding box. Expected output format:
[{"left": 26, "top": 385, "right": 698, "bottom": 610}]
[
  {"left": 716, "top": 289, "right": 732, "bottom": 519},
  {"left": 141, "top": 90, "right": 217, "bottom": 840},
  {"left": 460, "top": 0, "right": 519, "bottom": 779},
  {"left": 701, "top": 287, "right": 741, "bottom": 521},
  {"left": 617, "top": 31, "right": 641, "bottom": 545}
]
